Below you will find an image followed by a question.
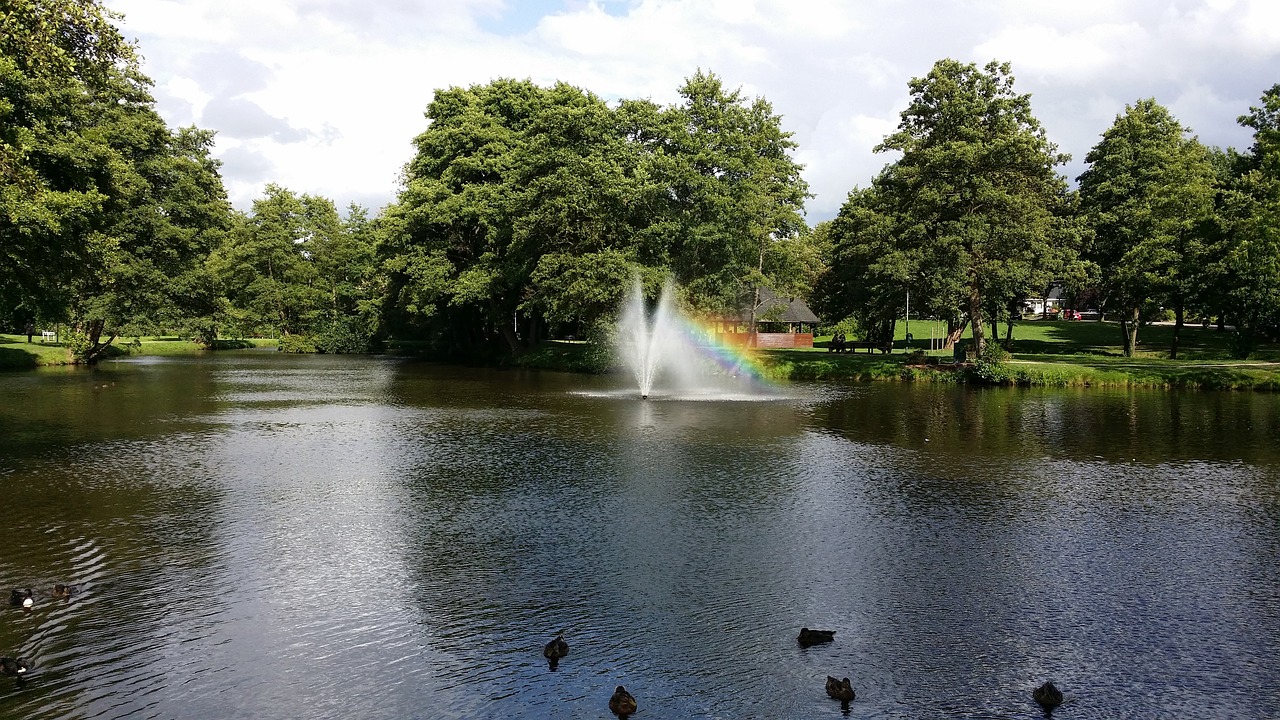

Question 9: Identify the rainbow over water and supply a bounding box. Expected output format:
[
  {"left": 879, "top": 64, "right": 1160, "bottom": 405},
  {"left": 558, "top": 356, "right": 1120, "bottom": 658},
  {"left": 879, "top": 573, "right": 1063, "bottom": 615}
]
[
  {"left": 616, "top": 277, "right": 775, "bottom": 399},
  {"left": 670, "top": 314, "right": 772, "bottom": 386}
]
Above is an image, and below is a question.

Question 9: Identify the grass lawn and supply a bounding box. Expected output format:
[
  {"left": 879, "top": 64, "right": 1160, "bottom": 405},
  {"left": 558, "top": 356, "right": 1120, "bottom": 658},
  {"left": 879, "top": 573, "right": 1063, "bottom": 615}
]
[
  {"left": 787, "top": 318, "right": 1280, "bottom": 389},
  {"left": 0, "top": 335, "right": 72, "bottom": 369},
  {"left": 0, "top": 334, "right": 277, "bottom": 370}
]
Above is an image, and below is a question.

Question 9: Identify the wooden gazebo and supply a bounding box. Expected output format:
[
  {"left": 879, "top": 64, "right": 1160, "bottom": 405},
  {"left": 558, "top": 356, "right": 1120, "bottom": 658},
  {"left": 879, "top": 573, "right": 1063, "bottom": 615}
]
[{"left": 711, "top": 287, "right": 821, "bottom": 349}]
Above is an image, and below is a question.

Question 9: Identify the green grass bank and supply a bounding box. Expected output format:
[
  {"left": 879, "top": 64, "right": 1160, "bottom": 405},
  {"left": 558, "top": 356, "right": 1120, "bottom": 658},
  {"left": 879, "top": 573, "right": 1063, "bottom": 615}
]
[
  {"left": 6, "top": 320, "right": 1280, "bottom": 391},
  {"left": 0, "top": 335, "right": 277, "bottom": 370},
  {"left": 518, "top": 319, "right": 1280, "bottom": 391}
]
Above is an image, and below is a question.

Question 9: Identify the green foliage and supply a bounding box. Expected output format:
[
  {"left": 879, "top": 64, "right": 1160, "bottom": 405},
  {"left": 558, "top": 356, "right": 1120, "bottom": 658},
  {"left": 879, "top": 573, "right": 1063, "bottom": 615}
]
[
  {"left": 970, "top": 342, "right": 1014, "bottom": 383},
  {"left": 64, "top": 328, "right": 93, "bottom": 363},
  {"left": 278, "top": 334, "right": 319, "bottom": 354},
  {"left": 212, "top": 187, "right": 380, "bottom": 352},
  {"left": 818, "top": 60, "right": 1079, "bottom": 355},
  {"left": 1210, "top": 85, "right": 1280, "bottom": 357},
  {"left": 312, "top": 314, "right": 377, "bottom": 354},
  {"left": 1078, "top": 99, "right": 1217, "bottom": 357},
  {"left": 380, "top": 72, "right": 809, "bottom": 357},
  {"left": 1, "top": 0, "right": 234, "bottom": 363}
]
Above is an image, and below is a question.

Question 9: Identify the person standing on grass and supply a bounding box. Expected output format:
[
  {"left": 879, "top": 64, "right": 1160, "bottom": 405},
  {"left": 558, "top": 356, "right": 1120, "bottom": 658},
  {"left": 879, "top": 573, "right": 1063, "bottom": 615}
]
[{"left": 25, "top": 322, "right": 33, "bottom": 343}]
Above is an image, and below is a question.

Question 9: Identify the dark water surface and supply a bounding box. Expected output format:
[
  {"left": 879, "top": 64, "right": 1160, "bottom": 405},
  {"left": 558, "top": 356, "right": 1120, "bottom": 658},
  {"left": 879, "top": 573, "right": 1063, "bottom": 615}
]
[{"left": 1, "top": 354, "right": 1278, "bottom": 719}]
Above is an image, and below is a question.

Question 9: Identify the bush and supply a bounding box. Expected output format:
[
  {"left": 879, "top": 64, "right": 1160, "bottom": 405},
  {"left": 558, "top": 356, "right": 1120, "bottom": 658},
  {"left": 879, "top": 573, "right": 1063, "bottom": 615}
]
[
  {"left": 969, "top": 341, "right": 1014, "bottom": 384},
  {"left": 278, "top": 334, "right": 319, "bottom": 353},
  {"left": 313, "top": 315, "right": 376, "bottom": 354}
]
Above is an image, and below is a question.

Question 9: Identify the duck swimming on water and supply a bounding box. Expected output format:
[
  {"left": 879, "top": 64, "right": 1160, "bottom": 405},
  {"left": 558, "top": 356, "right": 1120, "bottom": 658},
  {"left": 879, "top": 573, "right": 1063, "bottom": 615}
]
[
  {"left": 543, "top": 633, "right": 568, "bottom": 667},
  {"left": 9, "top": 589, "right": 32, "bottom": 609},
  {"left": 608, "top": 685, "right": 637, "bottom": 717},
  {"left": 1033, "top": 681, "right": 1064, "bottom": 710},
  {"left": 0, "top": 657, "right": 29, "bottom": 676},
  {"left": 825, "top": 675, "right": 855, "bottom": 702},
  {"left": 797, "top": 627, "right": 836, "bottom": 646}
]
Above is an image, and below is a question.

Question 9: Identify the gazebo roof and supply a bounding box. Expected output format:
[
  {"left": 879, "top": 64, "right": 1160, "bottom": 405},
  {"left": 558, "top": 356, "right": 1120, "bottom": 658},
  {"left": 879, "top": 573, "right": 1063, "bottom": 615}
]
[{"left": 744, "top": 287, "right": 821, "bottom": 324}]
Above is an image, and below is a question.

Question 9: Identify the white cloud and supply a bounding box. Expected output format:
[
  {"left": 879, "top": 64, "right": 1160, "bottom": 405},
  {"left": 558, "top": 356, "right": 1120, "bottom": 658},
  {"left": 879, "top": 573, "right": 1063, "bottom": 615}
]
[
  {"left": 106, "top": 0, "right": 1280, "bottom": 221},
  {"left": 974, "top": 23, "right": 1147, "bottom": 81}
]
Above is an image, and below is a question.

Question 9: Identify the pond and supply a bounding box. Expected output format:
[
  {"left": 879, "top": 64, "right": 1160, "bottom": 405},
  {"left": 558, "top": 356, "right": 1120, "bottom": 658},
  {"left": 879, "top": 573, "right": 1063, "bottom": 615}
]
[{"left": 1, "top": 354, "right": 1278, "bottom": 719}]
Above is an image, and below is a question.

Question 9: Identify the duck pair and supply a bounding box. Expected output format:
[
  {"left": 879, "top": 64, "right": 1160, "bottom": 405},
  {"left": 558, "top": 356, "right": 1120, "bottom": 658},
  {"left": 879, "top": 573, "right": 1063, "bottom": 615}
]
[
  {"left": 8, "top": 589, "right": 33, "bottom": 609},
  {"left": 542, "top": 634, "right": 635, "bottom": 717},
  {"left": 1, "top": 657, "right": 29, "bottom": 676},
  {"left": 800, "top": 628, "right": 858, "bottom": 705}
]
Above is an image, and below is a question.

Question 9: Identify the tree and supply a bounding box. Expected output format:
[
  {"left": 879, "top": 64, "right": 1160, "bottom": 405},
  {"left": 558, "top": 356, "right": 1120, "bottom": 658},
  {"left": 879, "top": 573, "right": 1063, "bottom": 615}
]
[
  {"left": 1, "top": 0, "right": 232, "bottom": 361},
  {"left": 1211, "top": 85, "right": 1280, "bottom": 357},
  {"left": 824, "top": 60, "right": 1075, "bottom": 354},
  {"left": 1, "top": 0, "right": 135, "bottom": 318},
  {"left": 1077, "top": 99, "right": 1217, "bottom": 357},
  {"left": 811, "top": 186, "right": 909, "bottom": 344},
  {"left": 213, "top": 185, "right": 378, "bottom": 349},
  {"left": 665, "top": 71, "right": 809, "bottom": 321},
  {"left": 381, "top": 79, "right": 636, "bottom": 355},
  {"left": 380, "top": 73, "right": 810, "bottom": 358}
]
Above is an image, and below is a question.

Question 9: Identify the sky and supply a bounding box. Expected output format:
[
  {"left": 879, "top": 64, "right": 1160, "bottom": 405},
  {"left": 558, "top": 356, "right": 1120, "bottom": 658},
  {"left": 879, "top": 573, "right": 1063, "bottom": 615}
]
[{"left": 104, "top": 0, "right": 1280, "bottom": 223}]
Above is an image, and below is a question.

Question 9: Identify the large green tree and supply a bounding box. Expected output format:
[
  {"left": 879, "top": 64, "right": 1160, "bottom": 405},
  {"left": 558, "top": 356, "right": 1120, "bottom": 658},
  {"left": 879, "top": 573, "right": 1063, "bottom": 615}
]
[
  {"left": 381, "top": 79, "right": 635, "bottom": 354},
  {"left": 212, "top": 185, "right": 378, "bottom": 352},
  {"left": 1, "top": 0, "right": 232, "bottom": 361},
  {"left": 821, "top": 59, "right": 1077, "bottom": 353},
  {"left": 664, "top": 70, "right": 809, "bottom": 320},
  {"left": 381, "top": 73, "right": 809, "bottom": 357},
  {"left": 1, "top": 0, "right": 133, "bottom": 319},
  {"left": 1210, "top": 85, "right": 1280, "bottom": 357},
  {"left": 1078, "top": 99, "right": 1217, "bottom": 357}
]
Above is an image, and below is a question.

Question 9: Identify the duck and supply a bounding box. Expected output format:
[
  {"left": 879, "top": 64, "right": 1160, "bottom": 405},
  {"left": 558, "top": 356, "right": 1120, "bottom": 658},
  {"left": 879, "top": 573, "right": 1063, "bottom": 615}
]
[
  {"left": 797, "top": 627, "right": 836, "bottom": 646},
  {"left": 1032, "top": 681, "right": 1064, "bottom": 710},
  {"left": 9, "top": 588, "right": 33, "bottom": 609},
  {"left": 52, "top": 584, "right": 75, "bottom": 600},
  {"left": 0, "top": 657, "right": 29, "bottom": 676},
  {"left": 825, "top": 675, "right": 855, "bottom": 702},
  {"left": 543, "top": 633, "right": 568, "bottom": 662},
  {"left": 608, "top": 685, "right": 638, "bottom": 717}
]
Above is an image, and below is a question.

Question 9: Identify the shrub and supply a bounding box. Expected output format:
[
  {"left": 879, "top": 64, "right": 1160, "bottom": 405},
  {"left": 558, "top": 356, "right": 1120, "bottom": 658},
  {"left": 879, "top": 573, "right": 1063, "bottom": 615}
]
[
  {"left": 279, "top": 334, "right": 319, "bottom": 353},
  {"left": 969, "top": 341, "right": 1014, "bottom": 384}
]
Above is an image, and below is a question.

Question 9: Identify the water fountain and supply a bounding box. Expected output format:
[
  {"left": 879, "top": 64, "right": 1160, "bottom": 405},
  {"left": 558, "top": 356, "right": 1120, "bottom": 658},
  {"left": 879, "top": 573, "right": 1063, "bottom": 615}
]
[{"left": 615, "top": 277, "right": 765, "bottom": 400}]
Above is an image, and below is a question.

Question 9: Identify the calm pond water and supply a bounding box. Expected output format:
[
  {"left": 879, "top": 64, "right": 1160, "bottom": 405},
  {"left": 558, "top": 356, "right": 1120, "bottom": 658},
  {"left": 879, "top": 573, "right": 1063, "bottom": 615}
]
[{"left": 1, "top": 353, "right": 1279, "bottom": 719}]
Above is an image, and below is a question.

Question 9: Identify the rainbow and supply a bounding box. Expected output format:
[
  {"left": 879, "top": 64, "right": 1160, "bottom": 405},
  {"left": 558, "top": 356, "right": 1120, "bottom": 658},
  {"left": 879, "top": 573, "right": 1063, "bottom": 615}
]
[{"left": 670, "top": 313, "right": 773, "bottom": 385}]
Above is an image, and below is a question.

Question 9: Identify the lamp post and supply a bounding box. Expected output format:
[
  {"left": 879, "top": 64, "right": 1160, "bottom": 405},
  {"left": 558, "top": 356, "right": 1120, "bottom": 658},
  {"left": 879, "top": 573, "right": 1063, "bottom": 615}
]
[{"left": 905, "top": 288, "right": 910, "bottom": 348}]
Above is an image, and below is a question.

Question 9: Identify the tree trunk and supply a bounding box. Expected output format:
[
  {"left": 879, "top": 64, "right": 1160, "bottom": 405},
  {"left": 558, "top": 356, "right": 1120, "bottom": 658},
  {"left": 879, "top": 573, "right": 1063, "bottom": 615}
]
[
  {"left": 944, "top": 318, "right": 969, "bottom": 349},
  {"left": 1171, "top": 298, "right": 1184, "bottom": 360},
  {"left": 525, "top": 315, "right": 541, "bottom": 345},
  {"left": 749, "top": 284, "right": 759, "bottom": 348},
  {"left": 968, "top": 282, "right": 986, "bottom": 356},
  {"left": 1121, "top": 306, "right": 1140, "bottom": 357},
  {"left": 80, "top": 319, "right": 117, "bottom": 365}
]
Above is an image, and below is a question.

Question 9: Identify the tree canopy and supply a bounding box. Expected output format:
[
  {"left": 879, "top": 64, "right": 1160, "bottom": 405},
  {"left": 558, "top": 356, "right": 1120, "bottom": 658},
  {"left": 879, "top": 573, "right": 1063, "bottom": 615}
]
[
  {"left": 378, "top": 73, "right": 810, "bottom": 356},
  {"left": 816, "top": 60, "right": 1079, "bottom": 353},
  {"left": 4, "top": 5, "right": 1280, "bottom": 364},
  {"left": 1078, "top": 99, "right": 1216, "bottom": 357},
  {"left": 1, "top": 0, "right": 233, "bottom": 361}
]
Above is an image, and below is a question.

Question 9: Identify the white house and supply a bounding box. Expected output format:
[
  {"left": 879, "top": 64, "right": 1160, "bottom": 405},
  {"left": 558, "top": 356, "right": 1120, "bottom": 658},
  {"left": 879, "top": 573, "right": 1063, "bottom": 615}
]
[{"left": 1023, "top": 285, "right": 1066, "bottom": 316}]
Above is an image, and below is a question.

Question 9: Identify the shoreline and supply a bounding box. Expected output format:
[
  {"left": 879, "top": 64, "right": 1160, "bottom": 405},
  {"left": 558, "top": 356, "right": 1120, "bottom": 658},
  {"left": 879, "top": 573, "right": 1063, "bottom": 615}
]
[{"left": 5, "top": 333, "right": 1280, "bottom": 391}]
